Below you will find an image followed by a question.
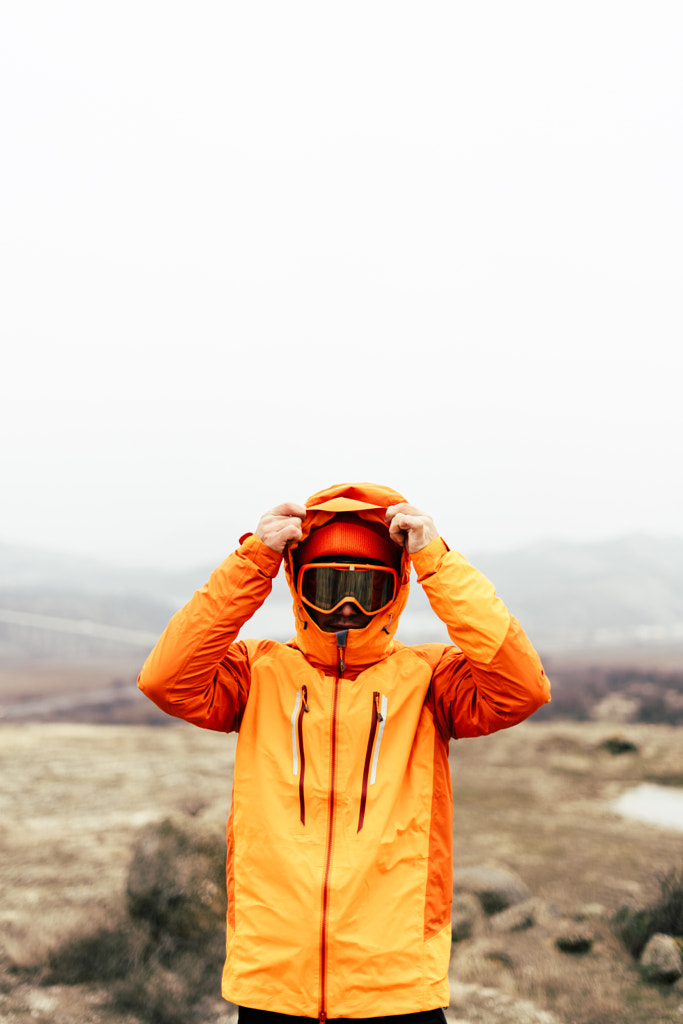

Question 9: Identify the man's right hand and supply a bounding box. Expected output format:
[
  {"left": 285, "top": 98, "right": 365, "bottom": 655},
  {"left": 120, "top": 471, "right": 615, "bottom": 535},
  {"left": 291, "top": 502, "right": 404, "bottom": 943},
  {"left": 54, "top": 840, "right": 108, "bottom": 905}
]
[{"left": 255, "top": 503, "right": 307, "bottom": 554}]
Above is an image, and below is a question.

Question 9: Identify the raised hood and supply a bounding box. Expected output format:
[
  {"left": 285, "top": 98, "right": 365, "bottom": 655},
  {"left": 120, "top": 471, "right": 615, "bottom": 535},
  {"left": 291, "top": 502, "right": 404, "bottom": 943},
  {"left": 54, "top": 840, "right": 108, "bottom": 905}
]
[{"left": 284, "top": 482, "right": 411, "bottom": 671}]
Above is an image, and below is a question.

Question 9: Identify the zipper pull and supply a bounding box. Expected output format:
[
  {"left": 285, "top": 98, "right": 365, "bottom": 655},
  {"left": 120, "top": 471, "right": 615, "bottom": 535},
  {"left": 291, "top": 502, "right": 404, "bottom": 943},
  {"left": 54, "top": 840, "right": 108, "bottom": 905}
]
[
  {"left": 374, "top": 691, "right": 384, "bottom": 722},
  {"left": 301, "top": 684, "right": 309, "bottom": 712},
  {"left": 335, "top": 629, "right": 348, "bottom": 674},
  {"left": 319, "top": 1014, "right": 327, "bottom": 1024}
]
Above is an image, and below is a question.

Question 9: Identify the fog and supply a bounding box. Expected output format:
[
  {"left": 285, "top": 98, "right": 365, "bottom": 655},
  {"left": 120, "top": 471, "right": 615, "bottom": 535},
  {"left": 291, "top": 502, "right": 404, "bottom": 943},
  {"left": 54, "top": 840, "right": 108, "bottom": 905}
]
[{"left": 3, "top": 2, "right": 682, "bottom": 569}]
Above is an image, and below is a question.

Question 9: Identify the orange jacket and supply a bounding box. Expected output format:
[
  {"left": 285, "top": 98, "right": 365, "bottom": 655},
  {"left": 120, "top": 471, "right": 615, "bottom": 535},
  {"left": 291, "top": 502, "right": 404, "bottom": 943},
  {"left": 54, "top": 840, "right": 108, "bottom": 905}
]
[{"left": 138, "top": 483, "right": 550, "bottom": 1019}]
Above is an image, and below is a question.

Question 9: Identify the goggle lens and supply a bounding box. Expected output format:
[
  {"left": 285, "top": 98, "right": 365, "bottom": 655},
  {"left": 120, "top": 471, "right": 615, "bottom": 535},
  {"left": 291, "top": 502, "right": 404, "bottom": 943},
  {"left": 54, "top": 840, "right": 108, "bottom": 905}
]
[{"left": 297, "top": 563, "right": 398, "bottom": 616}]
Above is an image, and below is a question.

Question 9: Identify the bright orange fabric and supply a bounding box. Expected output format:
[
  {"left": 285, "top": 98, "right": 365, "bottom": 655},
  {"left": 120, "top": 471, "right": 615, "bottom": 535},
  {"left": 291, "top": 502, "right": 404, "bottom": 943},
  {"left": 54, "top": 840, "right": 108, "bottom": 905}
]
[{"left": 138, "top": 482, "right": 550, "bottom": 1018}]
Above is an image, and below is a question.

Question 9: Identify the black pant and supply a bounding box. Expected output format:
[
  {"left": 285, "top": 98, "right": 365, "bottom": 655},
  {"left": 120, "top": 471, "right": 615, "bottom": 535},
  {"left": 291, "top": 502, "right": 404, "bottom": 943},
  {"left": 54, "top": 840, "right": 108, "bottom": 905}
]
[{"left": 238, "top": 1008, "right": 448, "bottom": 1024}]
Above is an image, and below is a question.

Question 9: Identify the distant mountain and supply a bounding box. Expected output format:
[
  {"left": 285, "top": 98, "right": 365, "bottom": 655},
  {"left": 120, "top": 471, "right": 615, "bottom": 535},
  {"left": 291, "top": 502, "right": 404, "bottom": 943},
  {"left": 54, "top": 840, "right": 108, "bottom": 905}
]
[
  {"left": 2, "top": 535, "right": 683, "bottom": 659},
  {"left": 0, "top": 542, "right": 216, "bottom": 664},
  {"left": 469, "top": 534, "right": 683, "bottom": 650},
  {"left": 0, "top": 541, "right": 214, "bottom": 606}
]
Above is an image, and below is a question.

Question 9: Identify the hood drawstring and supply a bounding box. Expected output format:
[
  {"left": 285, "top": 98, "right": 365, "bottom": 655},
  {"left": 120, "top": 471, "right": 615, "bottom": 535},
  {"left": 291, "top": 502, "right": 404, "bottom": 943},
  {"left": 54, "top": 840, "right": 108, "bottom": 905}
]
[{"left": 382, "top": 613, "right": 393, "bottom": 636}]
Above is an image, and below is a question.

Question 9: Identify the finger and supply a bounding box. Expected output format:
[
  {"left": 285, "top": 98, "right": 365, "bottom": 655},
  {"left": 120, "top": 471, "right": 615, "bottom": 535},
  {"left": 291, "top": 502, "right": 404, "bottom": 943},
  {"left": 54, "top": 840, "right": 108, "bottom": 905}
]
[
  {"left": 270, "top": 502, "right": 308, "bottom": 519},
  {"left": 385, "top": 503, "right": 422, "bottom": 522},
  {"left": 257, "top": 518, "right": 304, "bottom": 554},
  {"left": 387, "top": 515, "right": 408, "bottom": 546},
  {"left": 277, "top": 519, "right": 304, "bottom": 541},
  {"left": 395, "top": 514, "right": 424, "bottom": 531}
]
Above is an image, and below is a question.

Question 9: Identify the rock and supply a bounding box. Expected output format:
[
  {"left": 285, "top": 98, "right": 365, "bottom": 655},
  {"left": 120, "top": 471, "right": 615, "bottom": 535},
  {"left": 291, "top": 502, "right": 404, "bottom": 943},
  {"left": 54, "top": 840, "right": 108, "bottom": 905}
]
[
  {"left": 452, "top": 865, "right": 530, "bottom": 916},
  {"left": 640, "top": 933, "right": 683, "bottom": 984},
  {"left": 449, "top": 981, "right": 562, "bottom": 1023},
  {"left": 483, "top": 948, "right": 514, "bottom": 968},
  {"left": 27, "top": 989, "right": 59, "bottom": 1015},
  {"left": 555, "top": 922, "right": 593, "bottom": 954},
  {"left": 451, "top": 891, "right": 483, "bottom": 942},
  {"left": 574, "top": 902, "right": 606, "bottom": 921},
  {"left": 489, "top": 900, "right": 536, "bottom": 933}
]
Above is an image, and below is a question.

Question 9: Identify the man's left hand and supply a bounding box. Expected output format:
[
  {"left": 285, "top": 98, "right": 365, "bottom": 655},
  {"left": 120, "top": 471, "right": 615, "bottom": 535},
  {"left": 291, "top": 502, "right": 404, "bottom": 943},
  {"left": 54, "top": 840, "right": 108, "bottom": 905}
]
[{"left": 385, "top": 504, "right": 439, "bottom": 555}]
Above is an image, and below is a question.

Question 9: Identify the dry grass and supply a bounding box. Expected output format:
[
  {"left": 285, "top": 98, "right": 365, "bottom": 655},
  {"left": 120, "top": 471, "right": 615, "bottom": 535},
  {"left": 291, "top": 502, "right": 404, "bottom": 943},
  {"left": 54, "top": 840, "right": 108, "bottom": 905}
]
[
  {"left": 450, "top": 722, "right": 683, "bottom": 905},
  {"left": 1, "top": 720, "right": 682, "bottom": 1023},
  {"left": 448, "top": 721, "right": 683, "bottom": 1023}
]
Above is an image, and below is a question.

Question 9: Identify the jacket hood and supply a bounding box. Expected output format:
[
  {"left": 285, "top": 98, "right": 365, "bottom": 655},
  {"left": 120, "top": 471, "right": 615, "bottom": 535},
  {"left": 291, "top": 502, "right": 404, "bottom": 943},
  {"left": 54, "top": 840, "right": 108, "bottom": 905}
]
[{"left": 284, "top": 482, "right": 411, "bottom": 671}]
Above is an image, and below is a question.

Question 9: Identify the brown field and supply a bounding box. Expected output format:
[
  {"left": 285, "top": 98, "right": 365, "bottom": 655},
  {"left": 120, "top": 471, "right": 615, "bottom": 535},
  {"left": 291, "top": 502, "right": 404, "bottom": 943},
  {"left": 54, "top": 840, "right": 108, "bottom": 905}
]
[
  {"left": 0, "top": 661, "right": 141, "bottom": 702},
  {"left": 542, "top": 644, "right": 683, "bottom": 673},
  {"left": 1, "top": 713, "right": 682, "bottom": 1024}
]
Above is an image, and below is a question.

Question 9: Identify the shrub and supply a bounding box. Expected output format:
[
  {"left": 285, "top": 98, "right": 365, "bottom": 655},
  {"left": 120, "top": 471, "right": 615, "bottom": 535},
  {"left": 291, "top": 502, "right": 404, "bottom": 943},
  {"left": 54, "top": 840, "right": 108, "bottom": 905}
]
[
  {"left": 613, "top": 866, "right": 683, "bottom": 959},
  {"left": 600, "top": 736, "right": 638, "bottom": 755},
  {"left": 126, "top": 817, "right": 226, "bottom": 940},
  {"left": 653, "top": 866, "right": 683, "bottom": 938},
  {"left": 534, "top": 664, "right": 683, "bottom": 724},
  {"left": 46, "top": 818, "right": 228, "bottom": 1024},
  {"left": 612, "top": 906, "right": 655, "bottom": 960},
  {"left": 46, "top": 920, "right": 142, "bottom": 983}
]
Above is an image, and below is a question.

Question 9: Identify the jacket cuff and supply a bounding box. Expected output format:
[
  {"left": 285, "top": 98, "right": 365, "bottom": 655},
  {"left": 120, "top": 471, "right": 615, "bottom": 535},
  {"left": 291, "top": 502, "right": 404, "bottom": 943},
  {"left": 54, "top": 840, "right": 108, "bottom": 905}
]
[
  {"left": 411, "top": 536, "right": 450, "bottom": 581},
  {"left": 239, "top": 533, "right": 283, "bottom": 577}
]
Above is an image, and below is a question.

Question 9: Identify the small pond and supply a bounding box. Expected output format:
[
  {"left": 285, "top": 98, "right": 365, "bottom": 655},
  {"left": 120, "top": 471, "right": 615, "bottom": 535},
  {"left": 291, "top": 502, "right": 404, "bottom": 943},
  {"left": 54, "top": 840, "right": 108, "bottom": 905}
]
[{"left": 613, "top": 783, "right": 683, "bottom": 832}]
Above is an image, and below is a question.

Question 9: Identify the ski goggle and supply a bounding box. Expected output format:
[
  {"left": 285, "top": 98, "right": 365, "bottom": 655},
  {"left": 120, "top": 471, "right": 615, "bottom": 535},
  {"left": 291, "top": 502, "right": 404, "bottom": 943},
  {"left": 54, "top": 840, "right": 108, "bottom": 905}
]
[{"left": 297, "top": 562, "right": 399, "bottom": 616}]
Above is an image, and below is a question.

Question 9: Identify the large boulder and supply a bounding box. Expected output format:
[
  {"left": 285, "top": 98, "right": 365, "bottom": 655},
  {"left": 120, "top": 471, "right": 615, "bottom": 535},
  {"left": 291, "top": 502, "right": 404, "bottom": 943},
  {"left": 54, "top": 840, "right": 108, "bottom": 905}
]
[
  {"left": 640, "top": 933, "right": 683, "bottom": 984},
  {"left": 453, "top": 865, "right": 530, "bottom": 916}
]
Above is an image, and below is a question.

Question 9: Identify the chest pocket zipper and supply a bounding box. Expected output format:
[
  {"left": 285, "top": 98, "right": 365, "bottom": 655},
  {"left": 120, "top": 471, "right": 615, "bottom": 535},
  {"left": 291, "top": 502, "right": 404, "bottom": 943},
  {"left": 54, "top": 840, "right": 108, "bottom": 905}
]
[
  {"left": 291, "top": 686, "right": 309, "bottom": 824},
  {"left": 357, "top": 691, "right": 388, "bottom": 832}
]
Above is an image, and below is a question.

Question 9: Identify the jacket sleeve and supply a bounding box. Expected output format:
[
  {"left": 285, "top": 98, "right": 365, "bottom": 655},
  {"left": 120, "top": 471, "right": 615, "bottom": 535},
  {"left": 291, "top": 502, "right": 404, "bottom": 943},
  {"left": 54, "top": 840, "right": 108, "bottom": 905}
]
[
  {"left": 137, "top": 534, "right": 282, "bottom": 732},
  {"left": 412, "top": 538, "right": 551, "bottom": 739}
]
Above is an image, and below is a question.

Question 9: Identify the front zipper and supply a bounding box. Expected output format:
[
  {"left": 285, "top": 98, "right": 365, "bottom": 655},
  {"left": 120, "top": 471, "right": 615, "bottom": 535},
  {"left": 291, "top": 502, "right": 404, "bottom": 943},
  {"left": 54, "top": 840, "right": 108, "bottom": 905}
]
[
  {"left": 319, "top": 630, "right": 347, "bottom": 1024},
  {"left": 357, "top": 691, "right": 384, "bottom": 833},
  {"left": 291, "top": 686, "right": 309, "bottom": 825},
  {"left": 297, "top": 685, "right": 309, "bottom": 824}
]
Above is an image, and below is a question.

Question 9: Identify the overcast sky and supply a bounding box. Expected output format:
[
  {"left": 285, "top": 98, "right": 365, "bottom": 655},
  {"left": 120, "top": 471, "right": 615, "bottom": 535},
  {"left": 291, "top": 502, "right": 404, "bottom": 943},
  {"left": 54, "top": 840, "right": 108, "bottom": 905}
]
[{"left": 2, "top": 2, "right": 682, "bottom": 569}]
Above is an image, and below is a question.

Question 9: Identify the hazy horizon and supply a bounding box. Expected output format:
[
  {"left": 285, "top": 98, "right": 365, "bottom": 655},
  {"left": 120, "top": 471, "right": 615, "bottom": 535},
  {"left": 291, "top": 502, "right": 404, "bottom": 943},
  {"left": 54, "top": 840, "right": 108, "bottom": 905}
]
[{"left": 3, "top": 524, "right": 683, "bottom": 575}]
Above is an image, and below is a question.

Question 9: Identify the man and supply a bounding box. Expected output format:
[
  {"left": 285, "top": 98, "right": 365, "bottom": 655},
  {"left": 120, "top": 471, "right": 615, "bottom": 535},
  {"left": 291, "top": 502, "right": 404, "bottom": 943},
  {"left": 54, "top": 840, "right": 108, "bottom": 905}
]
[{"left": 138, "top": 481, "right": 550, "bottom": 1024}]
